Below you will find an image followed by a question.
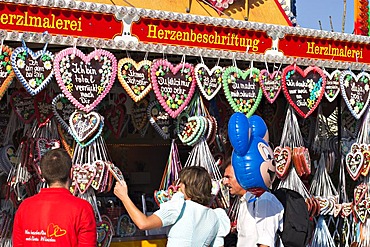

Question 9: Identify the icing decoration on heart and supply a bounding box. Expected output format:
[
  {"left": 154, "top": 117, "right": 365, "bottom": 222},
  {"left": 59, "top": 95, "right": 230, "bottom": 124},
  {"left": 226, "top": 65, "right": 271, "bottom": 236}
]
[
  {"left": 222, "top": 66, "right": 262, "bottom": 117},
  {"left": 206, "top": 116, "right": 218, "bottom": 145},
  {"left": 57, "top": 124, "right": 74, "bottom": 157},
  {"left": 354, "top": 200, "right": 367, "bottom": 223},
  {"left": 52, "top": 93, "right": 76, "bottom": 132},
  {"left": 117, "top": 58, "right": 152, "bottom": 102},
  {"left": 0, "top": 45, "right": 15, "bottom": 100},
  {"left": 131, "top": 98, "right": 149, "bottom": 131},
  {"left": 282, "top": 65, "right": 326, "bottom": 118},
  {"left": 147, "top": 100, "right": 171, "bottom": 140},
  {"left": 317, "top": 197, "right": 329, "bottom": 215},
  {"left": 274, "top": 146, "right": 291, "bottom": 180},
  {"left": 340, "top": 70, "right": 370, "bottom": 119},
  {"left": 345, "top": 151, "right": 364, "bottom": 181},
  {"left": 323, "top": 69, "right": 341, "bottom": 102},
  {"left": 354, "top": 183, "right": 368, "bottom": 205},
  {"left": 194, "top": 64, "right": 223, "bottom": 101},
  {"left": 151, "top": 59, "right": 196, "bottom": 118},
  {"left": 178, "top": 116, "right": 204, "bottom": 145},
  {"left": 11, "top": 46, "right": 54, "bottom": 96},
  {"left": 91, "top": 160, "right": 106, "bottom": 191},
  {"left": 117, "top": 214, "right": 136, "bottom": 237},
  {"left": 105, "top": 104, "right": 126, "bottom": 139},
  {"left": 333, "top": 204, "right": 342, "bottom": 217},
  {"left": 34, "top": 91, "right": 54, "bottom": 128},
  {"left": 154, "top": 185, "right": 179, "bottom": 205},
  {"left": 10, "top": 89, "right": 36, "bottom": 124},
  {"left": 54, "top": 48, "right": 117, "bottom": 113},
  {"left": 259, "top": 69, "right": 282, "bottom": 104},
  {"left": 69, "top": 111, "right": 102, "bottom": 143},
  {"left": 361, "top": 150, "right": 370, "bottom": 176},
  {"left": 107, "top": 162, "right": 125, "bottom": 182},
  {"left": 365, "top": 197, "right": 370, "bottom": 215},
  {"left": 96, "top": 217, "right": 113, "bottom": 247},
  {"left": 72, "top": 164, "right": 96, "bottom": 194}
]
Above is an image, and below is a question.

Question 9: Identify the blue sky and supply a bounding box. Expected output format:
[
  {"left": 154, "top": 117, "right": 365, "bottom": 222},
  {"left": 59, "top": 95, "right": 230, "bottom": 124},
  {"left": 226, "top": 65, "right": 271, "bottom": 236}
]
[{"left": 295, "top": 0, "right": 354, "bottom": 34}]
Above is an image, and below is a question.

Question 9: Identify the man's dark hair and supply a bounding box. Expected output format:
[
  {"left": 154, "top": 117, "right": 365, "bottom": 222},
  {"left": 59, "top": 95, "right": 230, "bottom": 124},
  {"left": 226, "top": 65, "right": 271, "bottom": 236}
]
[{"left": 40, "top": 148, "right": 72, "bottom": 185}]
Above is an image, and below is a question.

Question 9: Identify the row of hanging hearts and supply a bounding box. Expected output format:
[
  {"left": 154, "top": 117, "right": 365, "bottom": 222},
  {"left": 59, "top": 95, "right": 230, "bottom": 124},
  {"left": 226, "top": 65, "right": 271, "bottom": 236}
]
[{"left": 2, "top": 44, "right": 370, "bottom": 122}]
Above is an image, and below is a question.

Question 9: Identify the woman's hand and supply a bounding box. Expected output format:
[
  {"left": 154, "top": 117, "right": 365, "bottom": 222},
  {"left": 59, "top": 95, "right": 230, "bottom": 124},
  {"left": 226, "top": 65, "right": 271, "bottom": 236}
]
[{"left": 114, "top": 180, "right": 128, "bottom": 201}]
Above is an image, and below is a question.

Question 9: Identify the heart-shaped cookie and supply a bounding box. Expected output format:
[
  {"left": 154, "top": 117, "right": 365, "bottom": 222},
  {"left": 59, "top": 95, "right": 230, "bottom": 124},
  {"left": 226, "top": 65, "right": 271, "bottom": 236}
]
[
  {"left": 10, "top": 89, "right": 36, "bottom": 124},
  {"left": 345, "top": 151, "right": 364, "bottom": 181},
  {"left": 151, "top": 59, "right": 197, "bottom": 118},
  {"left": 361, "top": 150, "right": 370, "bottom": 176},
  {"left": 354, "top": 200, "right": 367, "bottom": 223},
  {"left": 354, "top": 183, "right": 368, "bottom": 205},
  {"left": 117, "top": 58, "right": 152, "bottom": 102},
  {"left": 341, "top": 203, "right": 353, "bottom": 218},
  {"left": 194, "top": 64, "right": 223, "bottom": 101},
  {"left": 96, "top": 217, "right": 113, "bottom": 247},
  {"left": 222, "top": 66, "right": 262, "bottom": 117},
  {"left": 131, "top": 98, "right": 149, "bottom": 131},
  {"left": 52, "top": 94, "right": 76, "bottom": 132},
  {"left": 340, "top": 70, "right": 370, "bottom": 119},
  {"left": 178, "top": 116, "right": 204, "bottom": 145},
  {"left": 282, "top": 65, "right": 326, "bottom": 118},
  {"left": 72, "top": 163, "right": 96, "bottom": 194},
  {"left": 274, "top": 146, "right": 292, "bottom": 179},
  {"left": 105, "top": 104, "right": 127, "bottom": 139},
  {"left": 147, "top": 100, "right": 171, "bottom": 140},
  {"left": 117, "top": 214, "right": 136, "bottom": 237},
  {"left": 323, "top": 69, "right": 341, "bottom": 102},
  {"left": 54, "top": 48, "right": 117, "bottom": 113},
  {"left": 333, "top": 203, "right": 342, "bottom": 217},
  {"left": 11, "top": 46, "right": 54, "bottom": 96},
  {"left": 0, "top": 45, "right": 15, "bottom": 100},
  {"left": 34, "top": 91, "right": 54, "bottom": 128},
  {"left": 91, "top": 160, "right": 106, "bottom": 191},
  {"left": 69, "top": 111, "right": 102, "bottom": 143},
  {"left": 259, "top": 69, "right": 282, "bottom": 104}
]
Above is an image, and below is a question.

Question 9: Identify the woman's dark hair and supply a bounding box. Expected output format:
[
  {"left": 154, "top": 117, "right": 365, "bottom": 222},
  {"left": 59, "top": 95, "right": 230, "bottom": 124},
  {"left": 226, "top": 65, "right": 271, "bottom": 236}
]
[
  {"left": 179, "top": 166, "right": 212, "bottom": 206},
  {"left": 40, "top": 148, "right": 72, "bottom": 185}
]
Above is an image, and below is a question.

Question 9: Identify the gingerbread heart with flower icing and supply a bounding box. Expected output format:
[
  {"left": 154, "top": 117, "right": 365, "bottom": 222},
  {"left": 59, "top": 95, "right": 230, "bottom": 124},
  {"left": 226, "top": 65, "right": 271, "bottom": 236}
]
[
  {"left": 194, "top": 64, "right": 223, "bottom": 101},
  {"left": 72, "top": 163, "right": 96, "bottom": 194},
  {"left": 323, "top": 69, "right": 341, "bottom": 102},
  {"left": 151, "top": 59, "right": 196, "bottom": 118},
  {"left": 54, "top": 48, "right": 117, "bottom": 113},
  {"left": 259, "top": 69, "right": 282, "bottom": 104},
  {"left": 274, "top": 146, "right": 291, "bottom": 179}
]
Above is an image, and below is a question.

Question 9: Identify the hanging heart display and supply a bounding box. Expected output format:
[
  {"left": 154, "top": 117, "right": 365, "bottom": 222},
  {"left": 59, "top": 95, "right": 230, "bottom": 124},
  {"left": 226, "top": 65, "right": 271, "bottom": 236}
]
[
  {"left": 178, "top": 116, "right": 205, "bottom": 146},
  {"left": 52, "top": 93, "right": 76, "bottom": 132},
  {"left": 117, "top": 58, "right": 152, "bottom": 102},
  {"left": 105, "top": 104, "right": 127, "bottom": 139},
  {"left": 147, "top": 100, "right": 171, "bottom": 140},
  {"left": 72, "top": 164, "right": 96, "bottom": 194},
  {"left": 9, "top": 89, "right": 36, "bottom": 124},
  {"left": 323, "top": 69, "right": 341, "bottom": 102},
  {"left": 222, "top": 66, "right": 262, "bottom": 117},
  {"left": 54, "top": 48, "right": 117, "bottom": 113},
  {"left": 151, "top": 59, "right": 196, "bottom": 118},
  {"left": 194, "top": 64, "right": 223, "bottom": 101},
  {"left": 69, "top": 111, "right": 103, "bottom": 144},
  {"left": 341, "top": 203, "right": 353, "bottom": 218},
  {"left": 34, "top": 91, "right": 54, "bottom": 128},
  {"left": 259, "top": 69, "right": 282, "bottom": 104},
  {"left": 131, "top": 98, "right": 149, "bottom": 131},
  {"left": 354, "top": 200, "right": 367, "bottom": 223},
  {"left": 340, "top": 70, "right": 370, "bottom": 119},
  {"left": 282, "top": 65, "right": 326, "bottom": 118},
  {"left": 0, "top": 45, "right": 15, "bottom": 100},
  {"left": 10, "top": 46, "right": 54, "bottom": 96}
]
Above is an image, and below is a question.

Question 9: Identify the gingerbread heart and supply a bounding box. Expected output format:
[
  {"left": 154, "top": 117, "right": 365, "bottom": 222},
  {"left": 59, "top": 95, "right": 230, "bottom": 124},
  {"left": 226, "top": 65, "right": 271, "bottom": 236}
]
[
  {"left": 340, "top": 70, "right": 370, "bottom": 120},
  {"left": 105, "top": 104, "right": 127, "bottom": 139},
  {"left": 0, "top": 45, "right": 15, "bottom": 100},
  {"left": 341, "top": 203, "right": 353, "bottom": 218},
  {"left": 9, "top": 89, "right": 36, "bottom": 124},
  {"left": 69, "top": 111, "right": 102, "bottom": 143},
  {"left": 52, "top": 94, "right": 76, "bottom": 132},
  {"left": 151, "top": 59, "right": 197, "bottom": 118},
  {"left": 194, "top": 64, "right": 223, "bottom": 101},
  {"left": 72, "top": 164, "right": 96, "bottom": 194},
  {"left": 274, "top": 146, "right": 292, "bottom": 179},
  {"left": 147, "top": 100, "right": 171, "bottom": 140},
  {"left": 11, "top": 46, "right": 54, "bottom": 96},
  {"left": 96, "top": 219, "right": 113, "bottom": 247},
  {"left": 345, "top": 151, "right": 364, "bottom": 181},
  {"left": 54, "top": 48, "right": 117, "bottom": 113},
  {"left": 282, "top": 65, "right": 326, "bottom": 118},
  {"left": 117, "top": 215, "right": 136, "bottom": 237},
  {"left": 354, "top": 200, "right": 367, "bottom": 223},
  {"left": 354, "top": 183, "right": 368, "bottom": 205},
  {"left": 131, "top": 98, "right": 149, "bottom": 131},
  {"left": 323, "top": 69, "right": 341, "bottom": 102},
  {"left": 91, "top": 160, "right": 106, "bottom": 191},
  {"left": 106, "top": 162, "right": 125, "bottom": 182},
  {"left": 36, "top": 138, "right": 61, "bottom": 158},
  {"left": 361, "top": 150, "right": 370, "bottom": 176},
  {"left": 178, "top": 116, "right": 204, "bottom": 146},
  {"left": 333, "top": 203, "right": 342, "bottom": 217},
  {"left": 222, "top": 66, "right": 262, "bottom": 117},
  {"left": 117, "top": 58, "right": 152, "bottom": 102},
  {"left": 259, "top": 69, "right": 282, "bottom": 104},
  {"left": 34, "top": 91, "right": 54, "bottom": 128}
]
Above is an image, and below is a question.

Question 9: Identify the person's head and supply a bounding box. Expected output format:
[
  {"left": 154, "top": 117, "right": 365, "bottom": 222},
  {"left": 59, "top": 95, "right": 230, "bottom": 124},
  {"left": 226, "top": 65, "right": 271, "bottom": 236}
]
[
  {"left": 222, "top": 157, "right": 247, "bottom": 197},
  {"left": 40, "top": 148, "right": 72, "bottom": 187},
  {"left": 178, "top": 166, "right": 212, "bottom": 206}
]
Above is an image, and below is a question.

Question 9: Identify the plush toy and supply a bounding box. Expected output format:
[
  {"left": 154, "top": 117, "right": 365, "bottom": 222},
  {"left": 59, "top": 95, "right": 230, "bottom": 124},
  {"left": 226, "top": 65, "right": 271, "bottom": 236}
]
[{"left": 228, "top": 112, "right": 276, "bottom": 191}]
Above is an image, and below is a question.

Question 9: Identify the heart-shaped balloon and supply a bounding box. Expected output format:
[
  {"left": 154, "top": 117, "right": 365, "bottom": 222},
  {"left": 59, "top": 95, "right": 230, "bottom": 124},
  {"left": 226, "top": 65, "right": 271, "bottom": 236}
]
[
  {"left": 194, "top": 64, "right": 223, "bottom": 101},
  {"left": 10, "top": 89, "right": 36, "bottom": 124},
  {"left": 34, "top": 91, "right": 54, "bottom": 128},
  {"left": 52, "top": 93, "right": 76, "bottom": 132},
  {"left": 151, "top": 59, "right": 196, "bottom": 118},
  {"left": 323, "top": 69, "right": 341, "bottom": 102},
  {"left": 11, "top": 46, "right": 54, "bottom": 96},
  {"left": 222, "top": 66, "right": 262, "bottom": 117},
  {"left": 117, "top": 58, "right": 152, "bottom": 102},
  {"left": 147, "top": 100, "right": 171, "bottom": 140},
  {"left": 69, "top": 111, "right": 102, "bottom": 143},
  {"left": 282, "top": 65, "right": 326, "bottom": 118},
  {"left": 117, "top": 214, "right": 136, "bottom": 237},
  {"left": 54, "top": 48, "right": 117, "bottom": 113},
  {"left": 0, "top": 45, "right": 15, "bottom": 100},
  {"left": 131, "top": 98, "right": 149, "bottom": 131},
  {"left": 346, "top": 151, "right": 364, "bottom": 181},
  {"left": 259, "top": 69, "right": 282, "bottom": 104},
  {"left": 72, "top": 164, "right": 96, "bottom": 194},
  {"left": 105, "top": 104, "right": 127, "bottom": 139},
  {"left": 274, "top": 146, "right": 292, "bottom": 179},
  {"left": 340, "top": 70, "right": 370, "bottom": 119}
]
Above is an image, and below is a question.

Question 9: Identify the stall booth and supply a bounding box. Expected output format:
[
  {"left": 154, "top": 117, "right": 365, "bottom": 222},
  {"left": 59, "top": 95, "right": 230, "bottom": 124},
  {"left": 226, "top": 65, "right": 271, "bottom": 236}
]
[{"left": 0, "top": 0, "right": 370, "bottom": 246}]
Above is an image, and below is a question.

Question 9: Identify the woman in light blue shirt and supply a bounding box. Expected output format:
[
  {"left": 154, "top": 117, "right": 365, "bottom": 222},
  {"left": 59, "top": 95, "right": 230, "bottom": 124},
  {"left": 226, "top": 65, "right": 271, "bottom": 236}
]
[{"left": 114, "top": 166, "right": 230, "bottom": 247}]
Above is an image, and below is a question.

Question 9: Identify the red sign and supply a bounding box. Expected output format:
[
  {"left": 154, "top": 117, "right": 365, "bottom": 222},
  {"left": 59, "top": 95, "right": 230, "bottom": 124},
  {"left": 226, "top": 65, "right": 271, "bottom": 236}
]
[
  {"left": 279, "top": 35, "right": 370, "bottom": 64},
  {"left": 131, "top": 17, "right": 272, "bottom": 54},
  {"left": 0, "top": 2, "right": 123, "bottom": 40}
]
